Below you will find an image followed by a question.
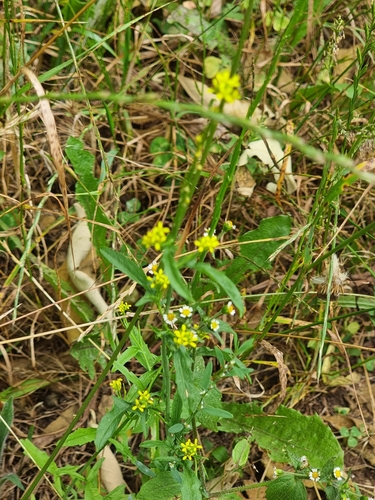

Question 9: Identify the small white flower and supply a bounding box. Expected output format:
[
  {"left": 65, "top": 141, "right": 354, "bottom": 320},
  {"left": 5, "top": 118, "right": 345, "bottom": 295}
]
[
  {"left": 300, "top": 456, "right": 308, "bottom": 468},
  {"left": 147, "top": 261, "right": 158, "bottom": 275},
  {"left": 309, "top": 468, "right": 320, "bottom": 482},
  {"left": 163, "top": 311, "right": 177, "bottom": 326},
  {"left": 179, "top": 305, "right": 193, "bottom": 318},
  {"left": 210, "top": 319, "right": 220, "bottom": 331},
  {"left": 226, "top": 301, "right": 236, "bottom": 316},
  {"left": 203, "top": 227, "right": 216, "bottom": 236},
  {"left": 333, "top": 466, "right": 343, "bottom": 480}
]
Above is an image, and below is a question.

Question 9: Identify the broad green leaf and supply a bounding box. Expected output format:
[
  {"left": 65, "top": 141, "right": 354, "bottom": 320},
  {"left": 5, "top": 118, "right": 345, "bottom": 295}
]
[
  {"left": 194, "top": 262, "right": 244, "bottom": 317},
  {"left": 201, "top": 406, "right": 233, "bottom": 419},
  {"left": 137, "top": 472, "right": 181, "bottom": 500},
  {"left": 174, "top": 348, "right": 194, "bottom": 411},
  {"left": 60, "top": 427, "right": 96, "bottom": 447},
  {"left": 168, "top": 423, "right": 184, "bottom": 434},
  {"left": 70, "top": 335, "right": 107, "bottom": 380},
  {"left": 101, "top": 248, "right": 149, "bottom": 289},
  {"left": 162, "top": 247, "right": 192, "bottom": 302},
  {"left": 65, "top": 137, "right": 111, "bottom": 258},
  {"left": 224, "top": 215, "right": 291, "bottom": 284},
  {"left": 95, "top": 397, "right": 131, "bottom": 451},
  {"left": 171, "top": 393, "right": 183, "bottom": 426},
  {"left": 181, "top": 466, "right": 202, "bottom": 500},
  {"left": 130, "top": 328, "right": 159, "bottom": 370},
  {"left": 266, "top": 475, "right": 307, "bottom": 500},
  {"left": 0, "top": 398, "right": 13, "bottom": 456},
  {"left": 220, "top": 404, "right": 344, "bottom": 470},
  {"left": 20, "top": 439, "right": 59, "bottom": 474},
  {"left": 232, "top": 439, "right": 250, "bottom": 467},
  {"left": 0, "top": 379, "right": 50, "bottom": 403}
]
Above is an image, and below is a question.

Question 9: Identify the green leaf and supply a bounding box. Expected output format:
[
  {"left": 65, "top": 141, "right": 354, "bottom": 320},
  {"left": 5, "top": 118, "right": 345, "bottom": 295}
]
[
  {"left": 137, "top": 472, "right": 181, "bottom": 500},
  {"left": 20, "top": 439, "right": 59, "bottom": 475},
  {"left": 168, "top": 423, "right": 184, "bottom": 434},
  {"left": 70, "top": 335, "right": 106, "bottom": 380},
  {"left": 221, "top": 404, "right": 344, "bottom": 470},
  {"left": 194, "top": 262, "right": 244, "bottom": 317},
  {"left": 0, "top": 379, "right": 50, "bottom": 403},
  {"left": 162, "top": 247, "right": 192, "bottom": 302},
  {"left": 225, "top": 215, "right": 291, "bottom": 284},
  {"left": 150, "top": 137, "right": 173, "bottom": 166},
  {"left": 266, "top": 475, "right": 307, "bottom": 500},
  {"left": 60, "top": 427, "right": 96, "bottom": 447},
  {"left": 95, "top": 397, "right": 131, "bottom": 451},
  {"left": 0, "top": 398, "right": 13, "bottom": 457},
  {"left": 0, "top": 472, "right": 24, "bottom": 491},
  {"left": 130, "top": 328, "right": 159, "bottom": 370},
  {"left": 232, "top": 439, "right": 250, "bottom": 467},
  {"left": 65, "top": 137, "right": 111, "bottom": 258},
  {"left": 201, "top": 406, "right": 233, "bottom": 418},
  {"left": 181, "top": 466, "right": 202, "bottom": 500},
  {"left": 101, "top": 248, "right": 149, "bottom": 289},
  {"left": 174, "top": 348, "right": 195, "bottom": 411}
]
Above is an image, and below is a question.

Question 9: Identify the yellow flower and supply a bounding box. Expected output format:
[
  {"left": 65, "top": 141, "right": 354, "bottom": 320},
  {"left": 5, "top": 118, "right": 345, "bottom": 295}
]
[
  {"left": 118, "top": 302, "right": 131, "bottom": 314},
  {"left": 209, "top": 70, "right": 241, "bottom": 103},
  {"left": 309, "top": 469, "right": 320, "bottom": 482},
  {"left": 147, "top": 268, "right": 170, "bottom": 289},
  {"left": 132, "top": 389, "right": 154, "bottom": 412},
  {"left": 142, "top": 222, "right": 170, "bottom": 251},
  {"left": 194, "top": 235, "right": 219, "bottom": 253},
  {"left": 223, "top": 220, "right": 236, "bottom": 231},
  {"left": 138, "top": 390, "right": 154, "bottom": 405},
  {"left": 180, "top": 438, "right": 202, "bottom": 460},
  {"left": 132, "top": 398, "right": 146, "bottom": 412},
  {"left": 173, "top": 324, "right": 198, "bottom": 348},
  {"left": 109, "top": 378, "right": 122, "bottom": 393}
]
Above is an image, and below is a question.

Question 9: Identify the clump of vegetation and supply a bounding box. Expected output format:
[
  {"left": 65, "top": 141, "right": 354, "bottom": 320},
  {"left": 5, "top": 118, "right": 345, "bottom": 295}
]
[{"left": 0, "top": 1, "right": 375, "bottom": 499}]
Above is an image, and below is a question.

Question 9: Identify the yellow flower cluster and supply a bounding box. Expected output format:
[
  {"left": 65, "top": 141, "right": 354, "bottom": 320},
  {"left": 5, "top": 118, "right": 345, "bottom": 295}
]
[
  {"left": 118, "top": 302, "right": 131, "bottom": 314},
  {"left": 109, "top": 378, "right": 122, "bottom": 393},
  {"left": 132, "top": 390, "right": 154, "bottom": 412},
  {"left": 173, "top": 324, "right": 198, "bottom": 348},
  {"left": 142, "top": 222, "right": 170, "bottom": 251},
  {"left": 180, "top": 438, "right": 202, "bottom": 461},
  {"left": 194, "top": 235, "right": 219, "bottom": 253},
  {"left": 209, "top": 70, "right": 241, "bottom": 103},
  {"left": 147, "top": 268, "right": 170, "bottom": 289}
]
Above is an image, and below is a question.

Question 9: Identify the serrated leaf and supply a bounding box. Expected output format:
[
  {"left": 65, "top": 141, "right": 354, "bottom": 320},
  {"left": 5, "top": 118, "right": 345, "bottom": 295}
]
[
  {"left": 194, "top": 262, "right": 244, "bottom": 317},
  {"left": 60, "top": 427, "right": 96, "bottom": 447},
  {"left": 266, "top": 475, "right": 307, "bottom": 500},
  {"left": 181, "top": 466, "right": 202, "bottom": 500},
  {"left": 137, "top": 472, "right": 181, "bottom": 500},
  {"left": 95, "top": 397, "right": 130, "bottom": 451},
  {"left": 101, "top": 248, "right": 149, "bottom": 289},
  {"left": 221, "top": 403, "right": 344, "bottom": 470}
]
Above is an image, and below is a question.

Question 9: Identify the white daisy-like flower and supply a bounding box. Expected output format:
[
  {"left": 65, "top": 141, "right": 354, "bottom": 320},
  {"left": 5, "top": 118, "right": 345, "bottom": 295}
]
[
  {"left": 300, "top": 456, "right": 308, "bottom": 468},
  {"left": 309, "top": 468, "right": 320, "bottom": 482},
  {"left": 210, "top": 319, "right": 220, "bottom": 331},
  {"left": 226, "top": 301, "right": 236, "bottom": 316},
  {"left": 163, "top": 311, "right": 177, "bottom": 326},
  {"left": 147, "top": 261, "right": 158, "bottom": 275},
  {"left": 179, "top": 305, "right": 193, "bottom": 318},
  {"left": 203, "top": 227, "right": 216, "bottom": 236},
  {"left": 333, "top": 466, "right": 343, "bottom": 481}
]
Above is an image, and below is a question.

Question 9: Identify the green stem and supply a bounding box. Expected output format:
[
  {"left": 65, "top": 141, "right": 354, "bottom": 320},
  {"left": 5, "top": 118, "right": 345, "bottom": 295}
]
[{"left": 161, "top": 334, "right": 171, "bottom": 423}]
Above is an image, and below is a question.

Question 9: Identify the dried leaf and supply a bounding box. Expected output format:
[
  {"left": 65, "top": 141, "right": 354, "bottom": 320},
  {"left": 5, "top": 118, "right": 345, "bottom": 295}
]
[
  {"left": 44, "top": 404, "right": 78, "bottom": 434},
  {"left": 99, "top": 445, "right": 125, "bottom": 493},
  {"left": 239, "top": 139, "right": 297, "bottom": 194},
  {"left": 67, "top": 203, "right": 108, "bottom": 316},
  {"left": 235, "top": 165, "right": 256, "bottom": 198}
]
